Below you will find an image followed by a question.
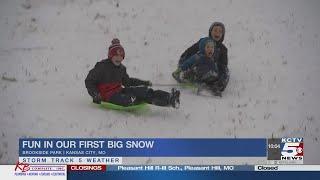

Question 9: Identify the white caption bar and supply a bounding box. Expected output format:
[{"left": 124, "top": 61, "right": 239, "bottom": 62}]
[
  {"left": 255, "top": 165, "right": 320, "bottom": 171},
  {"left": 18, "top": 157, "right": 122, "bottom": 164}
]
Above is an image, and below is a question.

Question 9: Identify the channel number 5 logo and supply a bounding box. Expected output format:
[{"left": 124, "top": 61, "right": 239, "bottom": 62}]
[{"left": 281, "top": 142, "right": 303, "bottom": 157}]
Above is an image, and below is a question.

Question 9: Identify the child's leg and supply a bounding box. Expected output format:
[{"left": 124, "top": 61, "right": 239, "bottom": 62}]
[
  {"left": 124, "top": 87, "right": 169, "bottom": 106},
  {"left": 206, "top": 72, "right": 229, "bottom": 92},
  {"left": 124, "top": 87, "right": 180, "bottom": 108},
  {"left": 150, "top": 89, "right": 171, "bottom": 106},
  {"left": 197, "top": 70, "right": 218, "bottom": 83},
  {"left": 122, "top": 87, "right": 152, "bottom": 104},
  {"left": 219, "top": 73, "right": 230, "bottom": 91},
  {"left": 183, "top": 69, "right": 197, "bottom": 82},
  {"left": 108, "top": 92, "right": 138, "bottom": 107},
  {"left": 150, "top": 88, "right": 180, "bottom": 108}
]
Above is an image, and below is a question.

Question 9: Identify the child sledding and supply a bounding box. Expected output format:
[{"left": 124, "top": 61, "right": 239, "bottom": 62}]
[
  {"left": 85, "top": 39, "right": 180, "bottom": 109},
  {"left": 172, "top": 37, "right": 222, "bottom": 96},
  {"left": 172, "top": 22, "right": 229, "bottom": 96},
  {"left": 85, "top": 22, "right": 229, "bottom": 111}
]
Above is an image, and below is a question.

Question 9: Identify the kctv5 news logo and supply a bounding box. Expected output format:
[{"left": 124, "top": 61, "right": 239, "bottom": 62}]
[{"left": 267, "top": 137, "right": 303, "bottom": 161}]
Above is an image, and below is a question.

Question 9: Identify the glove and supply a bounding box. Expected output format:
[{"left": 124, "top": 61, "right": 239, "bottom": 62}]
[
  {"left": 173, "top": 67, "right": 182, "bottom": 75},
  {"left": 92, "top": 93, "right": 102, "bottom": 104},
  {"left": 172, "top": 68, "right": 183, "bottom": 82},
  {"left": 142, "top": 80, "right": 152, "bottom": 87}
]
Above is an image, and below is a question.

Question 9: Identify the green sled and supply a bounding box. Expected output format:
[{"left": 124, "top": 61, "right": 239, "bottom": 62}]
[
  {"left": 179, "top": 82, "right": 199, "bottom": 92},
  {"left": 99, "top": 101, "right": 148, "bottom": 111}
]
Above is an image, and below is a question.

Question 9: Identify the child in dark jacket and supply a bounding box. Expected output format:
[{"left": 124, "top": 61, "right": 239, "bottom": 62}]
[
  {"left": 175, "top": 22, "right": 229, "bottom": 92},
  {"left": 85, "top": 39, "right": 180, "bottom": 108},
  {"left": 173, "top": 37, "right": 219, "bottom": 87}
]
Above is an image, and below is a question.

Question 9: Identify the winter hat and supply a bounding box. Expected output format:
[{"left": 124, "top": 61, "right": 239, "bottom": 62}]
[
  {"left": 199, "top": 37, "right": 215, "bottom": 55},
  {"left": 108, "top": 38, "right": 125, "bottom": 59},
  {"left": 208, "top": 22, "right": 225, "bottom": 43}
]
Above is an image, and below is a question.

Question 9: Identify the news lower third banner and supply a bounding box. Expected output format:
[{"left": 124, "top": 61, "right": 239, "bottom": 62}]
[
  {"left": 18, "top": 138, "right": 304, "bottom": 164},
  {"left": 5, "top": 165, "right": 320, "bottom": 180},
  {"left": 67, "top": 166, "right": 320, "bottom": 180},
  {"left": 19, "top": 138, "right": 265, "bottom": 164}
]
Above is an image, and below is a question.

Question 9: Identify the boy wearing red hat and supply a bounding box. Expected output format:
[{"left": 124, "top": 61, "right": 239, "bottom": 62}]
[{"left": 85, "top": 39, "right": 180, "bottom": 108}]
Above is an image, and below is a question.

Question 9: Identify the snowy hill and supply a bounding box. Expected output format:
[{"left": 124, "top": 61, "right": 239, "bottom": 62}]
[{"left": 0, "top": 0, "right": 320, "bottom": 164}]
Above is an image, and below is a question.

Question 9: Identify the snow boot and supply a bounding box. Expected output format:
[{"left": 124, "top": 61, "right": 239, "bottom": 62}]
[
  {"left": 170, "top": 88, "right": 180, "bottom": 108},
  {"left": 209, "top": 85, "right": 222, "bottom": 97}
]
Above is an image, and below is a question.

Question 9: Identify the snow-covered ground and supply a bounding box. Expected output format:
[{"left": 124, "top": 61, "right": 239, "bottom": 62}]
[{"left": 0, "top": 0, "right": 320, "bottom": 164}]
